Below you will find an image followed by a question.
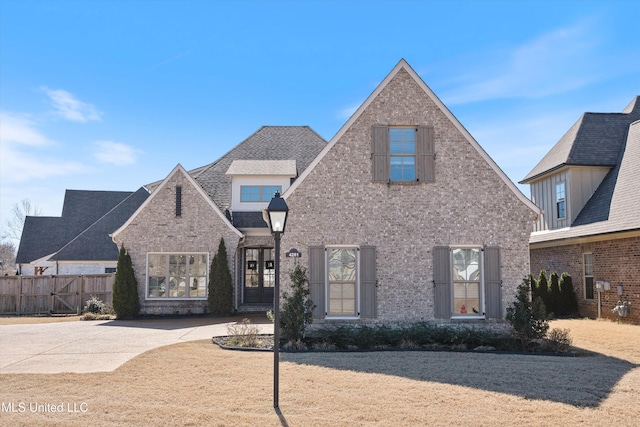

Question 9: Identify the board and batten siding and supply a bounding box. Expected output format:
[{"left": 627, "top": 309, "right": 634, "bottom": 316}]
[{"left": 530, "top": 167, "right": 611, "bottom": 232}]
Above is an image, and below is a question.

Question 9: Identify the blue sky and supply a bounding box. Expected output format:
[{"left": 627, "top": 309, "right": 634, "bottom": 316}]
[{"left": 1, "top": 0, "right": 639, "bottom": 245}]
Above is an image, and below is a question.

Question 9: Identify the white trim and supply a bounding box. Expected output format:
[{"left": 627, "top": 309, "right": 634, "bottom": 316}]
[
  {"left": 324, "top": 245, "right": 360, "bottom": 319},
  {"left": 111, "top": 164, "right": 243, "bottom": 240},
  {"left": 284, "top": 59, "right": 541, "bottom": 215}
]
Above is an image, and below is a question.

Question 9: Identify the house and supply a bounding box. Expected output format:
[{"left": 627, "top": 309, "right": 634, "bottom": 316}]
[
  {"left": 15, "top": 188, "right": 149, "bottom": 275},
  {"left": 520, "top": 97, "right": 640, "bottom": 324},
  {"left": 111, "top": 60, "right": 540, "bottom": 322},
  {"left": 110, "top": 126, "right": 327, "bottom": 314},
  {"left": 280, "top": 59, "right": 540, "bottom": 323}
]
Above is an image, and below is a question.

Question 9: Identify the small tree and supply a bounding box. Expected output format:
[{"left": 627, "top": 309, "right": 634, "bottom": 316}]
[
  {"left": 560, "top": 273, "right": 578, "bottom": 315},
  {"left": 506, "top": 278, "right": 549, "bottom": 348},
  {"left": 112, "top": 245, "right": 140, "bottom": 318},
  {"left": 208, "top": 238, "right": 233, "bottom": 315},
  {"left": 279, "top": 264, "right": 315, "bottom": 346}
]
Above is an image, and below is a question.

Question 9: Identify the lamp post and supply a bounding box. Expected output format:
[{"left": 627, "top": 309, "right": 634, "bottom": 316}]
[{"left": 266, "top": 192, "right": 288, "bottom": 409}]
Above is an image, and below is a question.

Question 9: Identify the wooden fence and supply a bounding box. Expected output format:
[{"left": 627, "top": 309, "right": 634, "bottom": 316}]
[{"left": 0, "top": 274, "right": 114, "bottom": 315}]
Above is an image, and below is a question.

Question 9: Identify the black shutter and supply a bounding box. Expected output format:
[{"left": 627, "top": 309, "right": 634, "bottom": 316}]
[
  {"left": 359, "top": 246, "right": 377, "bottom": 318},
  {"left": 417, "top": 126, "right": 435, "bottom": 183},
  {"left": 372, "top": 125, "right": 389, "bottom": 182},
  {"left": 433, "top": 246, "right": 451, "bottom": 318},
  {"left": 308, "top": 246, "right": 325, "bottom": 318},
  {"left": 484, "top": 247, "right": 502, "bottom": 318}
]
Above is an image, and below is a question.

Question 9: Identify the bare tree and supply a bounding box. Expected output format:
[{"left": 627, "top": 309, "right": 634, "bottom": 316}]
[
  {"left": 0, "top": 241, "right": 17, "bottom": 275},
  {"left": 2, "top": 198, "right": 42, "bottom": 241}
]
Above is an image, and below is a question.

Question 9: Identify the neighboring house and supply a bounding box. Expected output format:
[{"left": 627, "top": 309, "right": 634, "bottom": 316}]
[
  {"left": 110, "top": 126, "right": 327, "bottom": 314},
  {"left": 16, "top": 188, "right": 149, "bottom": 275},
  {"left": 521, "top": 97, "right": 640, "bottom": 324},
  {"left": 111, "top": 60, "right": 540, "bottom": 322}
]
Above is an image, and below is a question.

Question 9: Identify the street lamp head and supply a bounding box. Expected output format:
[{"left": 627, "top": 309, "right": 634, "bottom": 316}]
[{"left": 266, "top": 192, "right": 289, "bottom": 234}]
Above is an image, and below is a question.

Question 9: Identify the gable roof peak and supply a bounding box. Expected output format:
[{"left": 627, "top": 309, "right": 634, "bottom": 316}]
[{"left": 622, "top": 96, "right": 640, "bottom": 114}]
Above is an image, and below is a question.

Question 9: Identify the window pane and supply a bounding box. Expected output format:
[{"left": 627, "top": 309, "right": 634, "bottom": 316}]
[
  {"left": 245, "top": 249, "right": 259, "bottom": 287},
  {"left": 170, "top": 255, "right": 186, "bottom": 275},
  {"left": 169, "top": 277, "right": 187, "bottom": 297},
  {"left": 189, "top": 255, "right": 207, "bottom": 276},
  {"left": 263, "top": 248, "right": 275, "bottom": 288},
  {"left": 241, "top": 186, "right": 260, "bottom": 202},
  {"left": 189, "top": 276, "right": 206, "bottom": 297},
  {"left": 148, "top": 254, "right": 166, "bottom": 276},
  {"left": 328, "top": 282, "right": 355, "bottom": 316},
  {"left": 328, "top": 249, "right": 356, "bottom": 281},
  {"left": 261, "top": 186, "right": 282, "bottom": 201},
  {"left": 390, "top": 156, "right": 415, "bottom": 181},
  {"left": 585, "top": 277, "right": 594, "bottom": 300},
  {"left": 452, "top": 249, "right": 480, "bottom": 281},
  {"left": 584, "top": 254, "right": 593, "bottom": 276},
  {"left": 149, "top": 277, "right": 165, "bottom": 298},
  {"left": 453, "top": 282, "right": 480, "bottom": 315}
]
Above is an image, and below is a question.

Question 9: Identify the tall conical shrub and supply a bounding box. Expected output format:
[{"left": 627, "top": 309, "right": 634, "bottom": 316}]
[
  {"left": 548, "top": 271, "right": 561, "bottom": 316},
  {"left": 112, "top": 245, "right": 140, "bottom": 318},
  {"left": 536, "top": 270, "right": 549, "bottom": 312},
  {"left": 560, "top": 273, "right": 578, "bottom": 315},
  {"left": 208, "top": 238, "right": 233, "bottom": 315}
]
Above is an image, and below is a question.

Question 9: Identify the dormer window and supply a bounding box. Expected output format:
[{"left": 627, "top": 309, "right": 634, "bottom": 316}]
[
  {"left": 240, "top": 185, "right": 282, "bottom": 202},
  {"left": 556, "top": 182, "right": 566, "bottom": 219}
]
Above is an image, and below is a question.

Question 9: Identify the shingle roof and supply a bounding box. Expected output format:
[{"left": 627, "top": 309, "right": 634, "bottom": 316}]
[
  {"left": 521, "top": 96, "right": 640, "bottom": 183},
  {"left": 194, "top": 126, "right": 326, "bottom": 210},
  {"left": 16, "top": 188, "right": 149, "bottom": 264},
  {"left": 530, "top": 118, "right": 640, "bottom": 244},
  {"left": 231, "top": 211, "right": 268, "bottom": 229},
  {"left": 15, "top": 217, "right": 64, "bottom": 264},
  {"left": 50, "top": 188, "right": 150, "bottom": 261}
]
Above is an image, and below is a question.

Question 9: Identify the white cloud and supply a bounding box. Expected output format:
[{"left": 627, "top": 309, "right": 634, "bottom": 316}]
[
  {"left": 93, "top": 141, "right": 141, "bottom": 166},
  {"left": 441, "top": 20, "right": 600, "bottom": 104},
  {"left": 0, "top": 110, "right": 90, "bottom": 184},
  {"left": 41, "top": 87, "right": 102, "bottom": 122},
  {"left": 0, "top": 112, "right": 53, "bottom": 147}
]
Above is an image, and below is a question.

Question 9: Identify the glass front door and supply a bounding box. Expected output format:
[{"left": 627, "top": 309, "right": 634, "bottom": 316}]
[{"left": 244, "top": 248, "right": 274, "bottom": 304}]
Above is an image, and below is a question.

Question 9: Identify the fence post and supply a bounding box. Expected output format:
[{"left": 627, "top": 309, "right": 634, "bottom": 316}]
[
  {"left": 17, "top": 276, "right": 22, "bottom": 315},
  {"left": 77, "top": 275, "right": 83, "bottom": 315}
]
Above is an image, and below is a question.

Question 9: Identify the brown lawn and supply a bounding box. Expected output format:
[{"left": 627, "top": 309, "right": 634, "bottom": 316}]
[{"left": 0, "top": 318, "right": 638, "bottom": 426}]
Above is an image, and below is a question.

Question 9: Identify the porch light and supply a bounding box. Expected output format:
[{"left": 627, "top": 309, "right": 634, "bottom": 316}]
[
  {"left": 266, "top": 191, "right": 289, "bottom": 409},
  {"left": 266, "top": 192, "right": 289, "bottom": 234}
]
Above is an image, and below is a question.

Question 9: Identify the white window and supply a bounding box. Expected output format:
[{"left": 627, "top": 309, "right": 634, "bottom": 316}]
[
  {"left": 556, "top": 182, "right": 566, "bottom": 219},
  {"left": 326, "top": 247, "right": 358, "bottom": 317},
  {"left": 389, "top": 127, "right": 416, "bottom": 182},
  {"left": 147, "top": 253, "right": 208, "bottom": 299},
  {"left": 583, "top": 253, "right": 594, "bottom": 300},
  {"left": 451, "top": 247, "right": 483, "bottom": 317},
  {"left": 240, "top": 185, "right": 281, "bottom": 202}
]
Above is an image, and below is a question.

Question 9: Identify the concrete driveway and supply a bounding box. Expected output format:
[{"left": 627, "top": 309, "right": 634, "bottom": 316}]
[{"left": 0, "top": 315, "right": 273, "bottom": 374}]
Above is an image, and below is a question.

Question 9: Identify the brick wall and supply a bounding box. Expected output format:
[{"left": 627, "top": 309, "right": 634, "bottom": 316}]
[
  {"left": 113, "top": 167, "right": 241, "bottom": 315},
  {"left": 530, "top": 235, "right": 640, "bottom": 324},
  {"left": 281, "top": 68, "right": 537, "bottom": 323}
]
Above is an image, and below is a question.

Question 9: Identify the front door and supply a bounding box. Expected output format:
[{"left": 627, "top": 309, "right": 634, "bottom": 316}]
[{"left": 244, "top": 248, "right": 275, "bottom": 304}]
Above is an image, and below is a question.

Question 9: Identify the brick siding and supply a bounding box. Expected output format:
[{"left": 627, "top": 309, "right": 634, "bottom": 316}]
[
  {"left": 530, "top": 235, "right": 640, "bottom": 324},
  {"left": 113, "top": 168, "right": 241, "bottom": 315},
  {"left": 281, "top": 68, "right": 536, "bottom": 323}
]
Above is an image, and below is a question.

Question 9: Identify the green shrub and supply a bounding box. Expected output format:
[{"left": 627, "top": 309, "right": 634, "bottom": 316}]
[
  {"left": 560, "top": 273, "right": 578, "bottom": 315},
  {"left": 536, "top": 270, "right": 549, "bottom": 311},
  {"left": 208, "top": 238, "right": 233, "bottom": 315},
  {"left": 279, "top": 264, "right": 315, "bottom": 345},
  {"left": 83, "top": 295, "right": 106, "bottom": 314},
  {"left": 545, "top": 327, "right": 573, "bottom": 353},
  {"left": 112, "top": 245, "right": 140, "bottom": 318},
  {"left": 548, "top": 271, "right": 561, "bottom": 317},
  {"left": 506, "top": 278, "right": 549, "bottom": 348}
]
